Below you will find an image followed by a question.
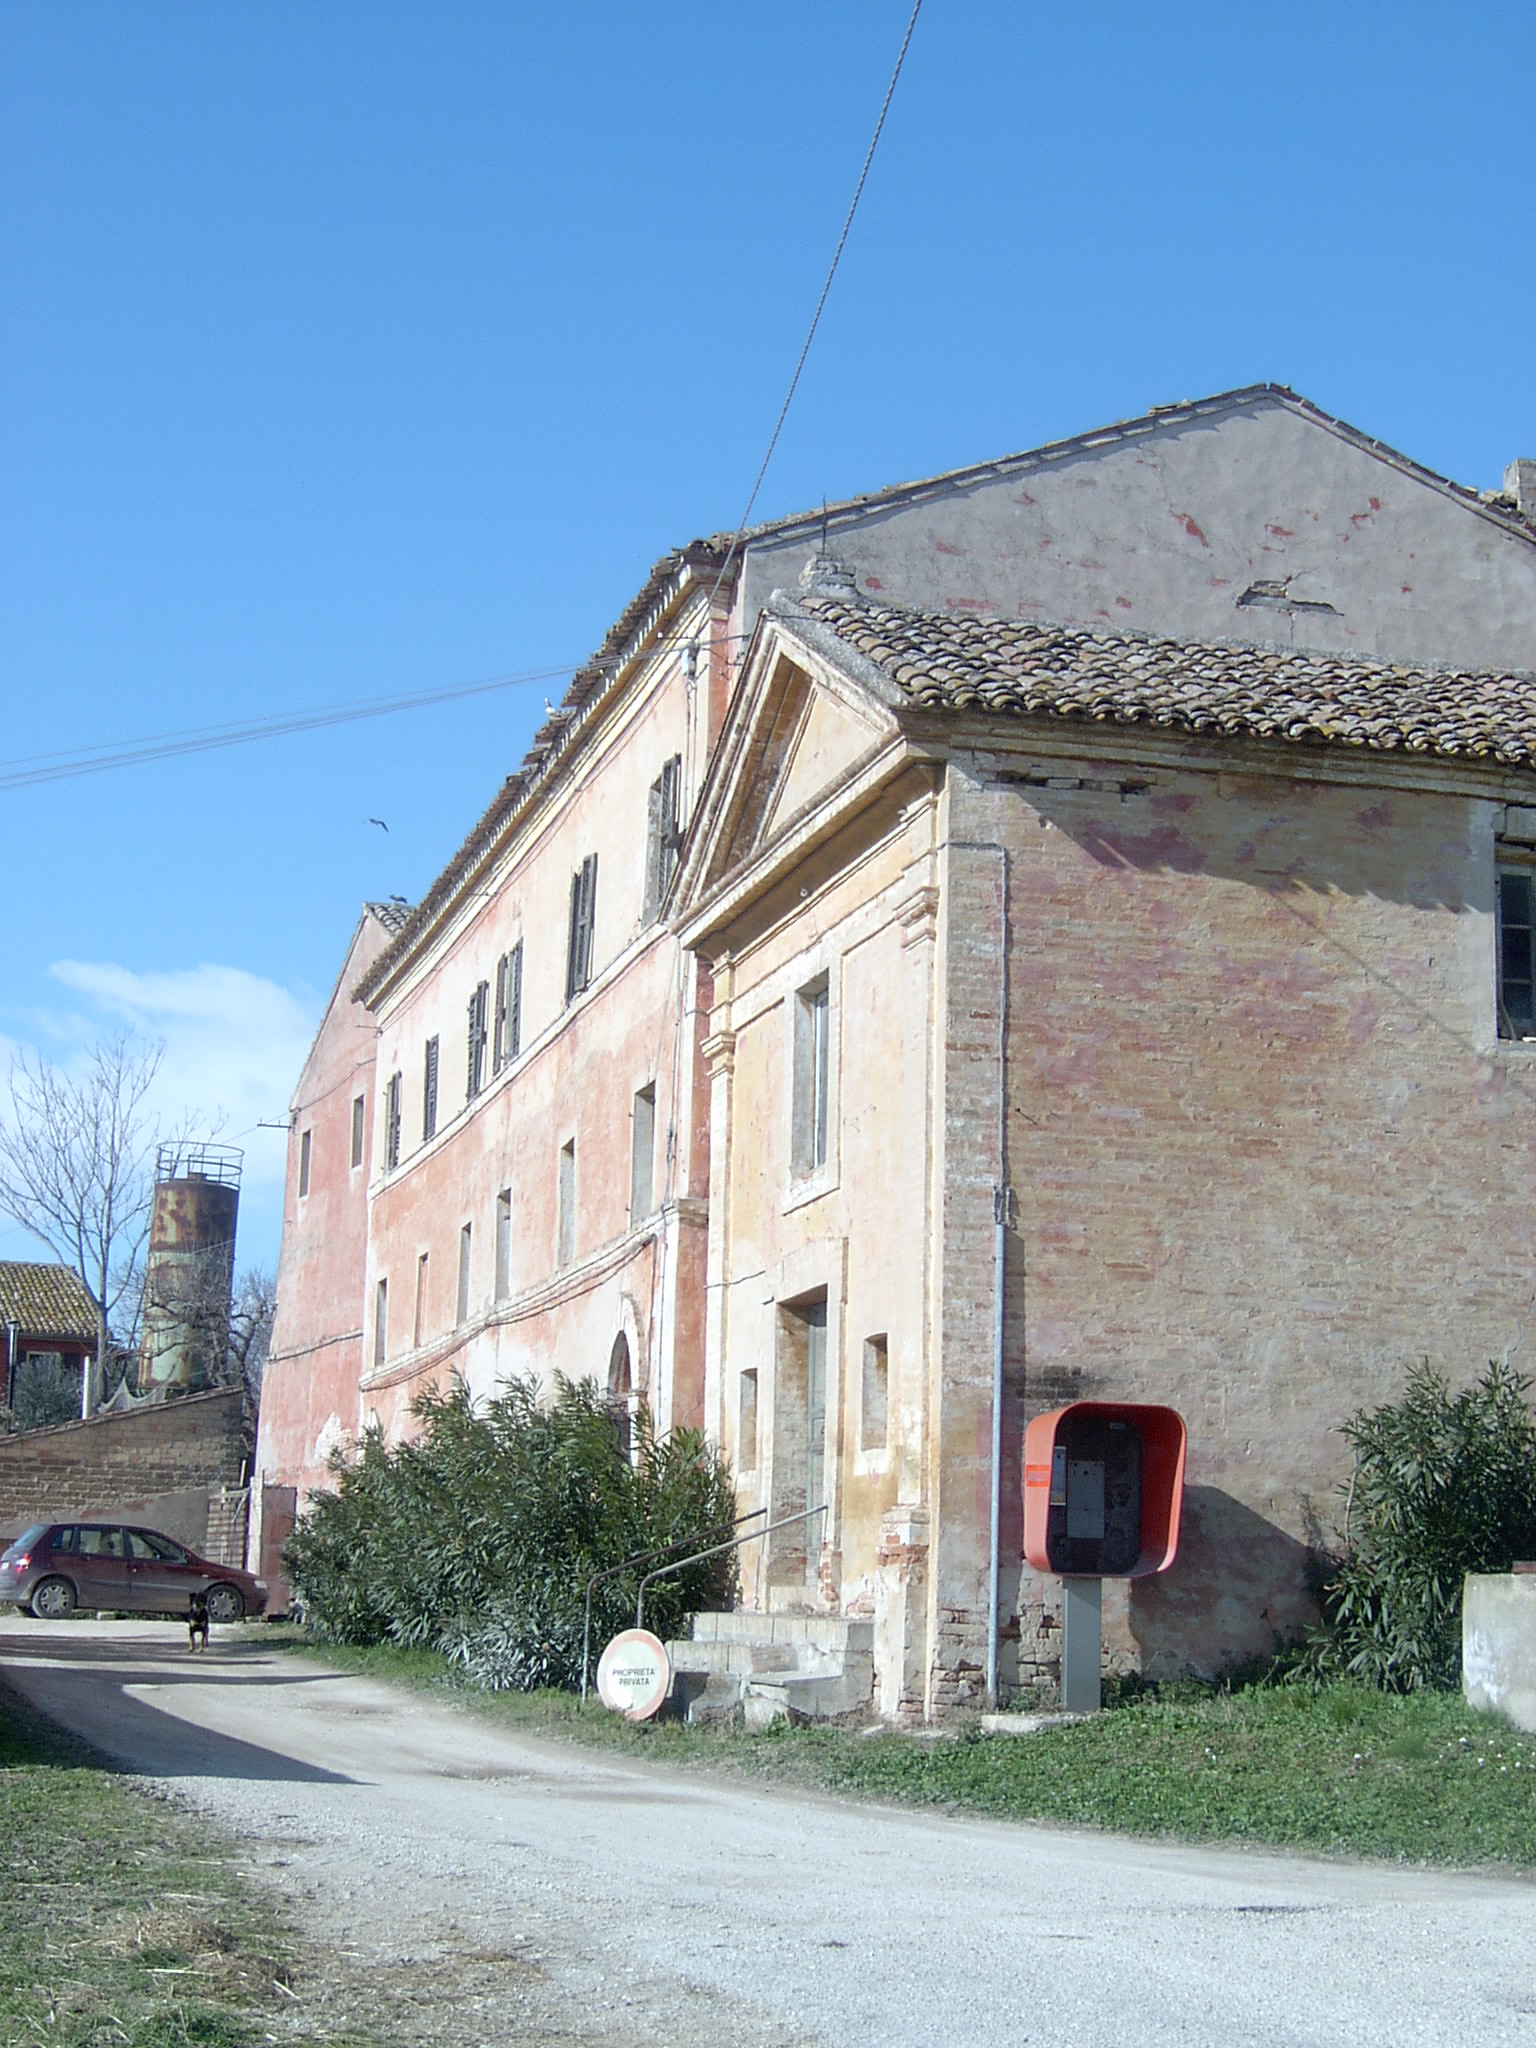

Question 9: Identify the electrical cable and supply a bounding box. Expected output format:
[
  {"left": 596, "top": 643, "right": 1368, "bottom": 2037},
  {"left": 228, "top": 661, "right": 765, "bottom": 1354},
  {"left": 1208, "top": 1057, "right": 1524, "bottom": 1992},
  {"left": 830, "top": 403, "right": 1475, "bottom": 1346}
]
[
  {"left": 0, "top": 662, "right": 581, "bottom": 795},
  {"left": 705, "top": 0, "right": 924, "bottom": 613},
  {"left": 5, "top": 5, "right": 922, "bottom": 800}
]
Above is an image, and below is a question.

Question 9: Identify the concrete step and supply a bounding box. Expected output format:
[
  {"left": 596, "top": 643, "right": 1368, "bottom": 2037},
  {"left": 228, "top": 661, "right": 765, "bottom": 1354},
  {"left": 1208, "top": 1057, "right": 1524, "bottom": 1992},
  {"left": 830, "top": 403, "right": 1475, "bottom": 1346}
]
[
  {"left": 689, "top": 1610, "right": 874, "bottom": 1655},
  {"left": 744, "top": 1669, "right": 872, "bottom": 1721},
  {"left": 668, "top": 1639, "right": 795, "bottom": 1678}
]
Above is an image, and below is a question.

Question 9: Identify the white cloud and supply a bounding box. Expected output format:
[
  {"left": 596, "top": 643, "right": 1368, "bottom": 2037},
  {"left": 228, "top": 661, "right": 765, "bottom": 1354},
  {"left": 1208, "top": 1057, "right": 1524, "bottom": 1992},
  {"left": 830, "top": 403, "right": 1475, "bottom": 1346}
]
[{"left": 37, "top": 960, "right": 320, "bottom": 1198}]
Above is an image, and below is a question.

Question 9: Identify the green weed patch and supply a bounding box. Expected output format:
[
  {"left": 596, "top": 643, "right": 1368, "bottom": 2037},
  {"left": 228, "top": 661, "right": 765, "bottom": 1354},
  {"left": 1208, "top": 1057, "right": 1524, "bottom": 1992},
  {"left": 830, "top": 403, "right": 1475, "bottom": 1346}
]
[{"left": 0, "top": 1680, "right": 315, "bottom": 2048}]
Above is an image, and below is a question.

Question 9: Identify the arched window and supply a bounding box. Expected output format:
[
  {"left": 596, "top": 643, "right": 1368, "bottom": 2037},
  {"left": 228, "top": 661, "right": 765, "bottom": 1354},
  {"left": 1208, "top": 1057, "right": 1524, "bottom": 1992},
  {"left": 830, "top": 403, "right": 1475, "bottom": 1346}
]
[{"left": 608, "top": 1332, "right": 633, "bottom": 1458}]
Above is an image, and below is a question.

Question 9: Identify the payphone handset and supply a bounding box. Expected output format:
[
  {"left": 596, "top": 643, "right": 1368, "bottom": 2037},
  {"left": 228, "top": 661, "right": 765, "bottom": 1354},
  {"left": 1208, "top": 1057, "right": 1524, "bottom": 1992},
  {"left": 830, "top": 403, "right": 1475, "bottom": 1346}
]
[{"left": 1024, "top": 1401, "right": 1185, "bottom": 1579}]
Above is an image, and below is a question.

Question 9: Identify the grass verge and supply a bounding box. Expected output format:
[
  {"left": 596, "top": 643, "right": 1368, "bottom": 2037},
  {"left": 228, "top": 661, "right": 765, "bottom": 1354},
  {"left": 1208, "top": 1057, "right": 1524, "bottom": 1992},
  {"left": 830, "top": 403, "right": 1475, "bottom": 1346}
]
[
  {"left": 272, "top": 1629, "right": 1536, "bottom": 1870},
  {"left": 0, "top": 1676, "right": 323, "bottom": 2048}
]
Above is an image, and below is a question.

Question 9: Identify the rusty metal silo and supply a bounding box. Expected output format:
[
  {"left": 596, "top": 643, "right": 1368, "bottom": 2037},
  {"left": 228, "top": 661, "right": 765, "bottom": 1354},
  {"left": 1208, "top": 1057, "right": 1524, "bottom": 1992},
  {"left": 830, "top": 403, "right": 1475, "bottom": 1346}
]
[{"left": 138, "top": 1143, "right": 243, "bottom": 1395}]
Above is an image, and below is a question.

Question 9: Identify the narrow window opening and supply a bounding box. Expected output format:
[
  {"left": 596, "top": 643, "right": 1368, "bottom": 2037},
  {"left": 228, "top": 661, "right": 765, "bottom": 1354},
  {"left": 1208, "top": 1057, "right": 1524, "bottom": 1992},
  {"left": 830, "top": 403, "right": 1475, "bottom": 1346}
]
[
  {"left": 298, "top": 1127, "right": 312, "bottom": 1199},
  {"left": 494, "top": 1189, "right": 512, "bottom": 1301},
  {"left": 493, "top": 942, "right": 523, "bottom": 1071},
  {"left": 422, "top": 1035, "right": 440, "bottom": 1141},
  {"left": 374, "top": 1278, "right": 388, "bottom": 1366},
  {"left": 456, "top": 1223, "right": 472, "bottom": 1327},
  {"left": 350, "top": 1094, "right": 365, "bottom": 1170},
  {"left": 383, "top": 1073, "right": 402, "bottom": 1172},
  {"left": 1497, "top": 863, "right": 1536, "bottom": 1040},
  {"left": 862, "top": 1334, "right": 889, "bottom": 1452},
  {"left": 630, "top": 1084, "right": 656, "bottom": 1224},
  {"left": 467, "top": 981, "right": 489, "bottom": 1099},
  {"left": 644, "top": 754, "right": 684, "bottom": 920},
  {"left": 557, "top": 1141, "right": 576, "bottom": 1266},
  {"left": 738, "top": 1368, "right": 759, "bottom": 1474},
  {"left": 792, "top": 976, "right": 831, "bottom": 1178},
  {"left": 566, "top": 855, "right": 598, "bottom": 1001},
  {"left": 414, "top": 1252, "right": 429, "bottom": 1348},
  {"left": 608, "top": 1332, "right": 633, "bottom": 1459}
]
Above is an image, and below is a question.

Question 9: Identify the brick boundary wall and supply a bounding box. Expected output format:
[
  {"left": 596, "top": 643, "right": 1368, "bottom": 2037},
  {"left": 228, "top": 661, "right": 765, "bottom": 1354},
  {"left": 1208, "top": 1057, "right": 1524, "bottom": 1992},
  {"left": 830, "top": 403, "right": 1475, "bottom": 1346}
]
[{"left": 0, "top": 1388, "right": 248, "bottom": 1539}]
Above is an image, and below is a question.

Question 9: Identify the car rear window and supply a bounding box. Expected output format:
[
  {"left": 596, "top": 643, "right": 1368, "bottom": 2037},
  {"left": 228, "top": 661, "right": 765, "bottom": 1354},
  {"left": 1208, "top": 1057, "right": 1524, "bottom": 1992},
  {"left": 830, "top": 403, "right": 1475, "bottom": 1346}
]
[
  {"left": 1, "top": 1524, "right": 47, "bottom": 1560},
  {"left": 75, "top": 1526, "right": 125, "bottom": 1558}
]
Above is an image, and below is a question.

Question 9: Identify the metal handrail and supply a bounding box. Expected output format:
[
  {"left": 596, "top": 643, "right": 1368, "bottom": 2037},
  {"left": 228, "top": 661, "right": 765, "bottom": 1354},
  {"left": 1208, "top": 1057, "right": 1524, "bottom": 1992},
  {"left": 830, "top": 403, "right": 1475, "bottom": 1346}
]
[
  {"left": 636, "top": 1503, "right": 827, "bottom": 1630},
  {"left": 579, "top": 1507, "right": 767, "bottom": 1702}
]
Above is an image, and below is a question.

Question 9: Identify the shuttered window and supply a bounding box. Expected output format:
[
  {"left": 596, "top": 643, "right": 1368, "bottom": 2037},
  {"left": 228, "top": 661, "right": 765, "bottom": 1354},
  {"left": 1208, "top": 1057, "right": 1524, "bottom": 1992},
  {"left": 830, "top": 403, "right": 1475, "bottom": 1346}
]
[
  {"left": 566, "top": 855, "right": 598, "bottom": 1002},
  {"left": 494, "top": 943, "right": 523, "bottom": 1071},
  {"left": 467, "top": 981, "right": 489, "bottom": 1098},
  {"left": 643, "top": 755, "right": 684, "bottom": 920},
  {"left": 383, "top": 1072, "right": 402, "bottom": 1172},
  {"left": 422, "top": 1036, "right": 439, "bottom": 1141}
]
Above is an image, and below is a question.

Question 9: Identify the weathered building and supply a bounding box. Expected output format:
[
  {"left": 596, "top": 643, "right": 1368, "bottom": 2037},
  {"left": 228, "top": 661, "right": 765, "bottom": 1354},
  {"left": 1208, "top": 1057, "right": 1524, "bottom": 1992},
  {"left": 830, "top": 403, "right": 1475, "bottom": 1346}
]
[
  {"left": 0, "top": 1263, "right": 98, "bottom": 1423},
  {"left": 259, "top": 387, "right": 1536, "bottom": 1711},
  {"left": 678, "top": 579, "right": 1536, "bottom": 1715},
  {"left": 256, "top": 901, "right": 410, "bottom": 1501}
]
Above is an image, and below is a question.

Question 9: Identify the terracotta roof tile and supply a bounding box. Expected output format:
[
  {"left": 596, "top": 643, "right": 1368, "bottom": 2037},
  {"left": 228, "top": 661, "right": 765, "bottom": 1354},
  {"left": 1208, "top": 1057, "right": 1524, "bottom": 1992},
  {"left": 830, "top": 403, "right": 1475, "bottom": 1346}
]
[
  {"left": 797, "top": 596, "right": 1536, "bottom": 772},
  {"left": 0, "top": 1263, "right": 97, "bottom": 1343}
]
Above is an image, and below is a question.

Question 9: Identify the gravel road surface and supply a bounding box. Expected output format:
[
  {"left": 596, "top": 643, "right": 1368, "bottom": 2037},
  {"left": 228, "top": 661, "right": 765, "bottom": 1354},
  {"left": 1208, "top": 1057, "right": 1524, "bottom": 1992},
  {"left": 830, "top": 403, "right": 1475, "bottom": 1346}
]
[{"left": 4, "top": 1614, "right": 1535, "bottom": 2047}]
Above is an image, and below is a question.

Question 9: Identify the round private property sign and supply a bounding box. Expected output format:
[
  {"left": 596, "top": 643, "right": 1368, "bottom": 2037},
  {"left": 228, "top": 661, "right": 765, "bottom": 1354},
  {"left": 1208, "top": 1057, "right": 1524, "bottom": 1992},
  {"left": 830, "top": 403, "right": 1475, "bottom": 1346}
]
[{"left": 595, "top": 1628, "right": 672, "bottom": 1721}]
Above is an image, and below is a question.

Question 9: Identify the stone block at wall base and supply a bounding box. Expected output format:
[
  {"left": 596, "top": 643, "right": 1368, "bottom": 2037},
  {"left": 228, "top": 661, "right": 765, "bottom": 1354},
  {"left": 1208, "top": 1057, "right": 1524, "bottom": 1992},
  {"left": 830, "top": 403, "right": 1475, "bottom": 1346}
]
[{"left": 1464, "top": 1573, "right": 1536, "bottom": 1733}]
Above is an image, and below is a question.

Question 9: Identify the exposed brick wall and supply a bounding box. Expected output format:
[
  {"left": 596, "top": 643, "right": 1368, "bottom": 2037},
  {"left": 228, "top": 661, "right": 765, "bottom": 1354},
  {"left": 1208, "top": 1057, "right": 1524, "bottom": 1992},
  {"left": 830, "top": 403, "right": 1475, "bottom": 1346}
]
[
  {"left": 203, "top": 1485, "right": 250, "bottom": 1569},
  {"left": 0, "top": 1388, "right": 247, "bottom": 1538}
]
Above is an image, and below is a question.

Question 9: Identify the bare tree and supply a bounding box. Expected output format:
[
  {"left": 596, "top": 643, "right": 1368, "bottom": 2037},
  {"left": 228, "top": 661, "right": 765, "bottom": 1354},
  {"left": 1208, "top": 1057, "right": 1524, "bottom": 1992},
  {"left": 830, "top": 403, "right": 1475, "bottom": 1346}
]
[
  {"left": 0, "top": 1036, "right": 165, "bottom": 1416},
  {"left": 224, "top": 1266, "right": 276, "bottom": 1404}
]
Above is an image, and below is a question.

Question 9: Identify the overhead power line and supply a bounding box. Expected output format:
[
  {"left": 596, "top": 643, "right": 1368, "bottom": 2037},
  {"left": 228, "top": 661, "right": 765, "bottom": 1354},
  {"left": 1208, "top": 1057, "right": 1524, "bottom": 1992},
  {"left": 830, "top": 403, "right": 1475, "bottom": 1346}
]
[
  {"left": 0, "top": 663, "right": 579, "bottom": 795},
  {"left": 708, "top": 0, "right": 924, "bottom": 607}
]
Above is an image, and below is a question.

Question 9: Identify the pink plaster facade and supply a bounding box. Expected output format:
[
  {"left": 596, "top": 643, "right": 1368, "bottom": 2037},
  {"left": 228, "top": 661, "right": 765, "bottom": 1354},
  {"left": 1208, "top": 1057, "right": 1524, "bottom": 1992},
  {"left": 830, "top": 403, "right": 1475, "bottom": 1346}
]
[
  {"left": 354, "top": 565, "right": 726, "bottom": 1437},
  {"left": 256, "top": 905, "right": 402, "bottom": 1502}
]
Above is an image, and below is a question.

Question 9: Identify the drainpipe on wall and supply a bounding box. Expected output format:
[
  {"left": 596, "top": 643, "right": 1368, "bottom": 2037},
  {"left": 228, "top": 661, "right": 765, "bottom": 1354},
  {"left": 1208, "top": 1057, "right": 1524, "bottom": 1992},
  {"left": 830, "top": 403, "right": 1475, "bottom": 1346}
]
[{"left": 986, "top": 846, "right": 1011, "bottom": 1709}]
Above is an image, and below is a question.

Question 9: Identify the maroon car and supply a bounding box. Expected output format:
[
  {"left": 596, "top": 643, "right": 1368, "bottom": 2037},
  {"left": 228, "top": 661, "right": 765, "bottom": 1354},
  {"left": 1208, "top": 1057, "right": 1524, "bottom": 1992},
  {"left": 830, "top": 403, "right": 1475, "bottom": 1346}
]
[{"left": 0, "top": 1521, "right": 267, "bottom": 1623}]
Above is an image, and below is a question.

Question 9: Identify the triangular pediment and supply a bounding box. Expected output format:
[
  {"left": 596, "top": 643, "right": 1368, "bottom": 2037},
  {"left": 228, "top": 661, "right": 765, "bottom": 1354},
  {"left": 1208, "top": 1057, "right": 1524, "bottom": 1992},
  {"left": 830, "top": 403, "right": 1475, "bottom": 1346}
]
[{"left": 676, "top": 608, "right": 909, "bottom": 926}]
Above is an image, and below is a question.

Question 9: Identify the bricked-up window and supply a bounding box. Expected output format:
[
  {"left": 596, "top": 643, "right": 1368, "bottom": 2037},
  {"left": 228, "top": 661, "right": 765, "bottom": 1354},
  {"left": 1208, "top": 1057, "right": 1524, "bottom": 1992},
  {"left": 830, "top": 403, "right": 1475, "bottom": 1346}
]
[
  {"left": 374, "top": 1279, "right": 388, "bottom": 1366},
  {"left": 566, "top": 855, "right": 598, "bottom": 1002},
  {"left": 1498, "top": 865, "right": 1536, "bottom": 1040},
  {"left": 862, "top": 1334, "right": 889, "bottom": 1452},
  {"left": 792, "top": 975, "right": 831, "bottom": 1177},
  {"left": 414, "top": 1252, "right": 428, "bottom": 1348},
  {"left": 456, "top": 1222, "right": 472, "bottom": 1326},
  {"left": 557, "top": 1140, "right": 576, "bottom": 1266},
  {"left": 383, "top": 1072, "right": 402, "bottom": 1172},
  {"left": 630, "top": 1083, "right": 656, "bottom": 1224},
  {"left": 466, "top": 980, "right": 490, "bottom": 1099},
  {"left": 350, "top": 1094, "right": 365, "bottom": 1171},
  {"left": 643, "top": 755, "right": 683, "bottom": 920},
  {"left": 738, "top": 1368, "right": 758, "bottom": 1472},
  {"left": 422, "top": 1036, "right": 440, "bottom": 1141},
  {"left": 493, "top": 942, "right": 523, "bottom": 1072},
  {"left": 495, "top": 1189, "right": 512, "bottom": 1300},
  {"left": 298, "top": 1128, "right": 312, "bottom": 1199}
]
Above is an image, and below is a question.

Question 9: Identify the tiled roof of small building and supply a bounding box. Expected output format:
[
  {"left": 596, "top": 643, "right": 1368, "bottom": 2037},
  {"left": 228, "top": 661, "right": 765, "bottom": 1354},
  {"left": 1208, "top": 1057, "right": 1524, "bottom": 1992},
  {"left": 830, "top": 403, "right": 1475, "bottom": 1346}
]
[
  {"left": 0, "top": 1262, "right": 97, "bottom": 1343},
  {"left": 797, "top": 595, "right": 1536, "bottom": 771}
]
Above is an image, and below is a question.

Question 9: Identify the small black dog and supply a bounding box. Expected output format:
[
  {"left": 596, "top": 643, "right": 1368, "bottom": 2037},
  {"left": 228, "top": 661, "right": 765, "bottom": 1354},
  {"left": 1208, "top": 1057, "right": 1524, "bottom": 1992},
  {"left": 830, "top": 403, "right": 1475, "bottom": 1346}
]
[{"left": 187, "top": 1589, "right": 210, "bottom": 1655}]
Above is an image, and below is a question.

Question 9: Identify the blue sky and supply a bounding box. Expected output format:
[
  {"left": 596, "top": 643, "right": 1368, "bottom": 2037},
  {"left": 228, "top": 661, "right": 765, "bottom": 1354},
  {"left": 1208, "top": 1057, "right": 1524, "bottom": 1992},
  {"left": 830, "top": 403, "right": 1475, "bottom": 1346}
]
[{"left": 2, "top": 2, "right": 1533, "bottom": 1279}]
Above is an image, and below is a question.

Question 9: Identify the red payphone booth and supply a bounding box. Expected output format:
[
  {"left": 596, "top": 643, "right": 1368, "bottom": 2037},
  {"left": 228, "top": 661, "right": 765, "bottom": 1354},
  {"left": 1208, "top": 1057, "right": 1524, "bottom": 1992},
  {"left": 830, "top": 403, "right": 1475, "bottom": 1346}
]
[{"left": 1023, "top": 1402, "right": 1186, "bottom": 1711}]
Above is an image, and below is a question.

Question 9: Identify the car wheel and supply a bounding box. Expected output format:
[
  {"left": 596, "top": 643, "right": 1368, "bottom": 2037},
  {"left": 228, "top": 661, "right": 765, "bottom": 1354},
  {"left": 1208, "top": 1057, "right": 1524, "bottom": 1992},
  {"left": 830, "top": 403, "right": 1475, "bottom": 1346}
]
[
  {"left": 204, "top": 1583, "right": 245, "bottom": 1625},
  {"left": 30, "top": 1577, "right": 77, "bottom": 1621}
]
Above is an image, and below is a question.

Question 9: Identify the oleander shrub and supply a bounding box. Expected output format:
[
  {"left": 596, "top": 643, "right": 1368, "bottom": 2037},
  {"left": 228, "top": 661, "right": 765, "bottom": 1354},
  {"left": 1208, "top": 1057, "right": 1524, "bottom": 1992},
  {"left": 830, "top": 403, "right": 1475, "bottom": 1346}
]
[
  {"left": 1304, "top": 1360, "right": 1536, "bottom": 1691},
  {"left": 285, "top": 1374, "right": 737, "bottom": 1688}
]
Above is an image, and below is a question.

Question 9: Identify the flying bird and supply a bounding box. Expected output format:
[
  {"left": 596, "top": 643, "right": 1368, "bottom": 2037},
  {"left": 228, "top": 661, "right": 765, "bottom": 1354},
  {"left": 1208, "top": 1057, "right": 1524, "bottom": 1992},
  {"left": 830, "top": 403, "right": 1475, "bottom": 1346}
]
[{"left": 368, "top": 818, "right": 389, "bottom": 832}]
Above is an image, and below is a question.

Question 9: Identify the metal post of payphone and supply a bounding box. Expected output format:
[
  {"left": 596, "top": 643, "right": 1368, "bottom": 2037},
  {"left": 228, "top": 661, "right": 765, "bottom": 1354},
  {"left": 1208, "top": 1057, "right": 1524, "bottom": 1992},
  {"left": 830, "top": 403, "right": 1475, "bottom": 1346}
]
[{"left": 1060, "top": 1577, "right": 1102, "bottom": 1714}]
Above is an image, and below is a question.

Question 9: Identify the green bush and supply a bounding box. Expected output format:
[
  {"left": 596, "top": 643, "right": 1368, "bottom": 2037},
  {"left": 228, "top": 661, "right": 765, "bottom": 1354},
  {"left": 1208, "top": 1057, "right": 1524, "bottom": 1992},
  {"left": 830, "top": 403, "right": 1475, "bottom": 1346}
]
[
  {"left": 1305, "top": 1360, "right": 1536, "bottom": 1691},
  {"left": 284, "top": 1375, "right": 738, "bottom": 1689}
]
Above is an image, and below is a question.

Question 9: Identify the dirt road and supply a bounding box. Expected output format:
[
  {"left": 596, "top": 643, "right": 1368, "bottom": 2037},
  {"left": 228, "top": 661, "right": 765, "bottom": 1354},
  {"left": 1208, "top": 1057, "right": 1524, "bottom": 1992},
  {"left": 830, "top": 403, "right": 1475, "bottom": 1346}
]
[{"left": 4, "top": 1615, "right": 1535, "bottom": 2047}]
